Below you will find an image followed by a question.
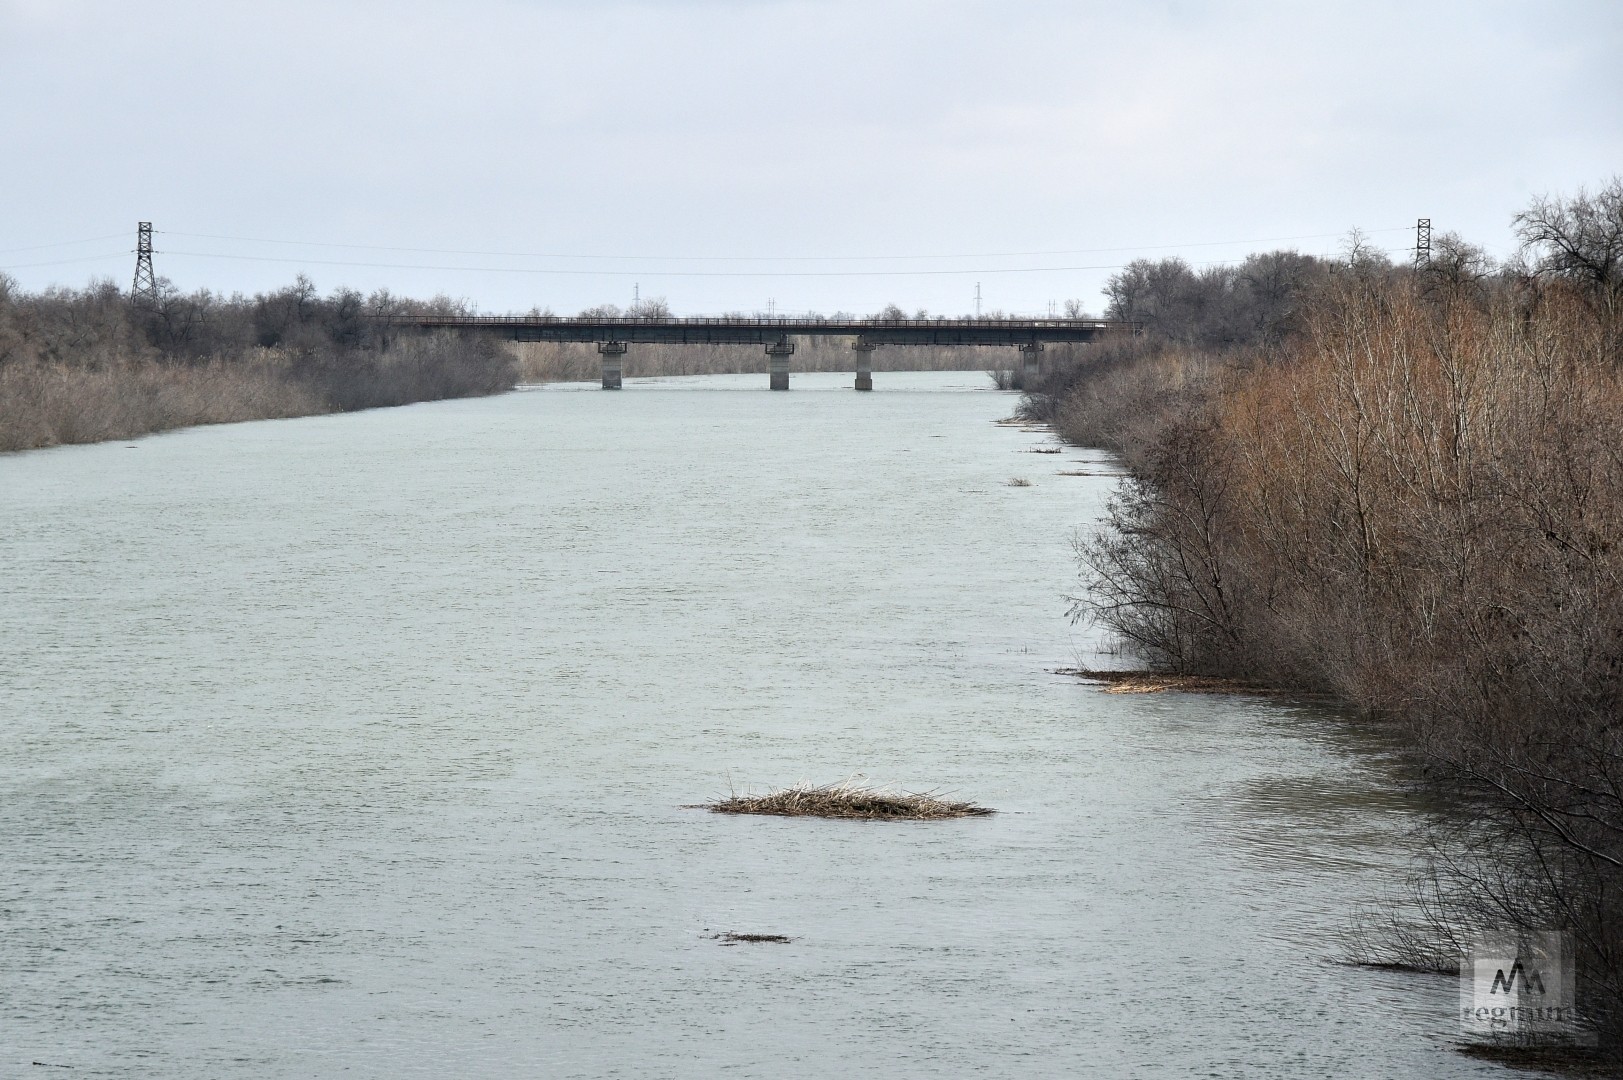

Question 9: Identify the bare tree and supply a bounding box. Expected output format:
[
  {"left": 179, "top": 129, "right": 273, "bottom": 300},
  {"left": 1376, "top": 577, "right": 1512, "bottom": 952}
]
[
  {"left": 627, "top": 296, "right": 672, "bottom": 319},
  {"left": 1515, "top": 177, "right": 1623, "bottom": 347},
  {"left": 1423, "top": 232, "right": 1497, "bottom": 297}
]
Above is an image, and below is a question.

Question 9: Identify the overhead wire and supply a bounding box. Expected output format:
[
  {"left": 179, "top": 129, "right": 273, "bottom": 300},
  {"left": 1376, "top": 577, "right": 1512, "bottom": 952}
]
[
  {"left": 157, "top": 227, "right": 1414, "bottom": 264},
  {"left": 155, "top": 246, "right": 1414, "bottom": 280},
  {"left": 0, "top": 233, "right": 132, "bottom": 255},
  {"left": 2, "top": 225, "right": 1421, "bottom": 286},
  {"left": 0, "top": 252, "right": 133, "bottom": 271}
]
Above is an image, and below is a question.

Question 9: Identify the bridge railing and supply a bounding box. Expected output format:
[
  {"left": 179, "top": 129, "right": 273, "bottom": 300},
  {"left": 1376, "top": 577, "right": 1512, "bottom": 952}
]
[{"left": 401, "top": 314, "right": 1131, "bottom": 331}]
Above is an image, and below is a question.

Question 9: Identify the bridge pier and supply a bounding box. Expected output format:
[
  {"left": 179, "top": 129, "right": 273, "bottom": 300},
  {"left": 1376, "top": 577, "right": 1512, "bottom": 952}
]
[
  {"left": 852, "top": 340, "right": 876, "bottom": 391},
  {"left": 1019, "top": 342, "right": 1043, "bottom": 387},
  {"left": 597, "top": 341, "right": 627, "bottom": 389},
  {"left": 766, "top": 339, "right": 794, "bottom": 391}
]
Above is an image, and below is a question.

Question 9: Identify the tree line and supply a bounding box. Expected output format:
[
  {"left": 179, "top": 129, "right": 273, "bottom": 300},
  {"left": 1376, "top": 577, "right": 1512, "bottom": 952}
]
[
  {"left": 0, "top": 274, "right": 516, "bottom": 451},
  {"left": 0, "top": 272, "right": 1051, "bottom": 449},
  {"left": 1025, "top": 179, "right": 1623, "bottom": 1064}
]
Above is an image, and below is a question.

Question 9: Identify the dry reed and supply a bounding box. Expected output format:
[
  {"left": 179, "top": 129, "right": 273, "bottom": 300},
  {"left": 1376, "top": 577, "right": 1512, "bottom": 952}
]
[
  {"left": 697, "top": 779, "right": 993, "bottom": 820},
  {"left": 709, "top": 932, "right": 792, "bottom": 945},
  {"left": 0, "top": 359, "right": 324, "bottom": 452}
]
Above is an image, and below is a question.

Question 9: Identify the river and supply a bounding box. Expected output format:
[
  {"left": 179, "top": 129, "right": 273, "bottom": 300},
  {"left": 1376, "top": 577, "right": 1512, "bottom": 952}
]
[{"left": 0, "top": 371, "right": 1508, "bottom": 1077}]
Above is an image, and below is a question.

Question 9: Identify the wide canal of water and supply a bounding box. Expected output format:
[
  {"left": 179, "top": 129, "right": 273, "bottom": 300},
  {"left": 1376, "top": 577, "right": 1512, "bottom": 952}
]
[{"left": 1, "top": 371, "right": 1507, "bottom": 1077}]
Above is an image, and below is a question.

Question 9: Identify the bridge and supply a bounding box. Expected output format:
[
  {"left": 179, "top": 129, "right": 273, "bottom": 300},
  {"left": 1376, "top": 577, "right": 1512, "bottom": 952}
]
[{"left": 413, "top": 314, "right": 1138, "bottom": 390}]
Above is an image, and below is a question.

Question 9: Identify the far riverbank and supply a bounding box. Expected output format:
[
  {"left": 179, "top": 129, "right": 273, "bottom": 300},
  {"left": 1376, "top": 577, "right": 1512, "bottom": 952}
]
[{"left": 0, "top": 276, "right": 519, "bottom": 453}]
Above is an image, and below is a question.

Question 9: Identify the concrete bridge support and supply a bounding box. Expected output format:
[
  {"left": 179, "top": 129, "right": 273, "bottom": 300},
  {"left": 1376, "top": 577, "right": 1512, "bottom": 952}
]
[
  {"left": 1019, "top": 343, "right": 1043, "bottom": 387},
  {"left": 852, "top": 340, "right": 876, "bottom": 391},
  {"left": 597, "top": 341, "right": 627, "bottom": 389},
  {"left": 766, "top": 340, "right": 794, "bottom": 391}
]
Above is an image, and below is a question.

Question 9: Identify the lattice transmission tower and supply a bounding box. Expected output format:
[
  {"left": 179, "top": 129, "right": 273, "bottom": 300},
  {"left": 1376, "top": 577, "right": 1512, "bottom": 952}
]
[
  {"left": 132, "top": 222, "right": 158, "bottom": 304},
  {"left": 1414, "top": 218, "right": 1432, "bottom": 269}
]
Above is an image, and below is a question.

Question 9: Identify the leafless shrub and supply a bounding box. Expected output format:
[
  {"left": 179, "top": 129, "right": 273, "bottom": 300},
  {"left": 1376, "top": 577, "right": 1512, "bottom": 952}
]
[
  {"left": 1054, "top": 188, "right": 1623, "bottom": 1058},
  {"left": 1515, "top": 176, "right": 1623, "bottom": 353}
]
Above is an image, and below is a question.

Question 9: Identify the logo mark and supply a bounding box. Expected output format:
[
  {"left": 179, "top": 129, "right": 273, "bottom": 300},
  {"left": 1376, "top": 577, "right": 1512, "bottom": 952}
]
[
  {"left": 1489, "top": 960, "right": 1545, "bottom": 997},
  {"left": 1460, "top": 930, "right": 1590, "bottom": 1045}
]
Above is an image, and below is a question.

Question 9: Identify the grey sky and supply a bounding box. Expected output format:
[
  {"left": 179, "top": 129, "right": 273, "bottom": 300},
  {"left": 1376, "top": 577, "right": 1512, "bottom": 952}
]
[{"left": 3, "top": 0, "right": 1619, "bottom": 316}]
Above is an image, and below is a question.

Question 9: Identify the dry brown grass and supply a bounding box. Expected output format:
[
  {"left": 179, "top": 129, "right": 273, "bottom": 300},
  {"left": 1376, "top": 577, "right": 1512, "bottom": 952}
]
[
  {"left": 1, "top": 278, "right": 520, "bottom": 452},
  {"left": 0, "top": 358, "right": 324, "bottom": 452},
  {"left": 0, "top": 335, "right": 516, "bottom": 453},
  {"left": 696, "top": 779, "right": 994, "bottom": 820}
]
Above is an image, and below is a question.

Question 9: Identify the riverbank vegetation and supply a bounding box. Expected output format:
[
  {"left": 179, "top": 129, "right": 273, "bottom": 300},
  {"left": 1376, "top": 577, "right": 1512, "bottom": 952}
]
[
  {"left": 0, "top": 278, "right": 1034, "bottom": 451},
  {"left": 0, "top": 274, "right": 516, "bottom": 452},
  {"left": 1029, "top": 180, "right": 1623, "bottom": 1063}
]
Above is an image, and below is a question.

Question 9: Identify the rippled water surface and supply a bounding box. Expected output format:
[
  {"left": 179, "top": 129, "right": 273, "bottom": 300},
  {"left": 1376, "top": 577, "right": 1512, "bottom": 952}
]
[{"left": 2, "top": 371, "right": 1504, "bottom": 1077}]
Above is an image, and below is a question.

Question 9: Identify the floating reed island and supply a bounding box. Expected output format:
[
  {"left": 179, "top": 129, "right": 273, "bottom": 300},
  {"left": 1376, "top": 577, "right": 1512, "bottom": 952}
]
[
  {"left": 709, "top": 932, "right": 792, "bottom": 945},
  {"left": 695, "top": 779, "right": 994, "bottom": 820}
]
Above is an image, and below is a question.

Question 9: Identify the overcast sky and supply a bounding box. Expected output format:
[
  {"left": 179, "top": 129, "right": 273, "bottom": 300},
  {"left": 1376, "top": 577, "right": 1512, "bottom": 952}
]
[{"left": 2, "top": 0, "right": 1619, "bottom": 316}]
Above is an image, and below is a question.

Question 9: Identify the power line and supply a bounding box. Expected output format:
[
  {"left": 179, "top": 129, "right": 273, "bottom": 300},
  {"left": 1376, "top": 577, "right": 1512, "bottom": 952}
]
[
  {"left": 0, "top": 252, "right": 131, "bottom": 271},
  {"left": 156, "top": 227, "right": 1414, "bottom": 265},
  {"left": 157, "top": 247, "right": 1412, "bottom": 280},
  {"left": 0, "top": 232, "right": 130, "bottom": 255}
]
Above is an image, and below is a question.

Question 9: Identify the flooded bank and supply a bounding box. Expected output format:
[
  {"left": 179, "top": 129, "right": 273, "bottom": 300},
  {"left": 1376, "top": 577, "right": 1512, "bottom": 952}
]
[{"left": 0, "top": 371, "right": 1504, "bottom": 1077}]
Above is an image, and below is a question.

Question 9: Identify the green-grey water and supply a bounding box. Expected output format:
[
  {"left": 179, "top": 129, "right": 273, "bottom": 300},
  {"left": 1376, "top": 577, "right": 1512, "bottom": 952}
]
[{"left": 1, "top": 371, "right": 1502, "bottom": 1077}]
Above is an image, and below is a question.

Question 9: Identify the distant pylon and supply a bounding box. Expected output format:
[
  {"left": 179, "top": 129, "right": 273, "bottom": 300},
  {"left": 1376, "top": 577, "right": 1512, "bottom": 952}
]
[
  {"left": 1414, "top": 218, "right": 1431, "bottom": 269},
  {"left": 132, "top": 222, "right": 158, "bottom": 304}
]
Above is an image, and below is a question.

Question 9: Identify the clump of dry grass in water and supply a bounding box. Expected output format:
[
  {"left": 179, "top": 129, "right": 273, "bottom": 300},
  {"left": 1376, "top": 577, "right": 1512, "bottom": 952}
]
[
  {"left": 709, "top": 932, "right": 792, "bottom": 945},
  {"left": 698, "top": 779, "right": 994, "bottom": 820},
  {"left": 1006, "top": 477, "right": 1033, "bottom": 487}
]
